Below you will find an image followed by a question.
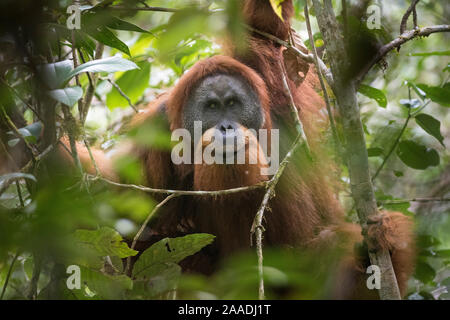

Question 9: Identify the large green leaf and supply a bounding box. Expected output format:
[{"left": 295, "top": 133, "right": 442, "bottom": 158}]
[
  {"left": 65, "top": 56, "right": 139, "bottom": 83},
  {"left": 396, "top": 140, "right": 440, "bottom": 170},
  {"left": 74, "top": 227, "right": 138, "bottom": 258},
  {"left": 107, "top": 16, "right": 150, "bottom": 34},
  {"left": 133, "top": 233, "right": 215, "bottom": 278},
  {"left": 414, "top": 260, "right": 436, "bottom": 284},
  {"left": 358, "top": 84, "right": 387, "bottom": 108},
  {"left": 415, "top": 113, "right": 445, "bottom": 147},
  {"left": 86, "top": 25, "right": 131, "bottom": 56},
  {"left": 47, "top": 86, "right": 83, "bottom": 107},
  {"left": 106, "top": 61, "right": 150, "bottom": 109},
  {"left": 78, "top": 266, "right": 133, "bottom": 299},
  {"left": 417, "top": 83, "right": 450, "bottom": 107},
  {"left": 38, "top": 60, "right": 73, "bottom": 89},
  {"left": 131, "top": 262, "right": 181, "bottom": 298}
]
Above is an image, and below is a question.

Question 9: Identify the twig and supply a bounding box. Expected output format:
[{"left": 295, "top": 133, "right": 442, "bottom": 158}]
[
  {"left": 126, "top": 193, "right": 180, "bottom": 275},
  {"left": 61, "top": 106, "right": 83, "bottom": 177},
  {"left": 83, "top": 139, "right": 100, "bottom": 177},
  {"left": 400, "top": 0, "right": 420, "bottom": 34},
  {"left": 372, "top": 106, "right": 412, "bottom": 182},
  {"left": 249, "top": 62, "right": 313, "bottom": 300},
  {"left": 0, "top": 79, "right": 42, "bottom": 122},
  {"left": 107, "top": 79, "right": 138, "bottom": 113},
  {"left": 81, "top": 43, "right": 104, "bottom": 124},
  {"left": 0, "top": 251, "right": 20, "bottom": 300},
  {"left": 89, "top": 175, "right": 268, "bottom": 196},
  {"left": 71, "top": 30, "right": 84, "bottom": 120},
  {"left": 380, "top": 197, "right": 450, "bottom": 205},
  {"left": 246, "top": 25, "right": 334, "bottom": 88},
  {"left": 107, "top": 6, "right": 179, "bottom": 13},
  {"left": 15, "top": 181, "right": 24, "bottom": 207},
  {"left": 2, "top": 108, "right": 36, "bottom": 163},
  {"left": 26, "top": 256, "right": 41, "bottom": 300},
  {"left": 304, "top": 3, "right": 340, "bottom": 155},
  {"left": 356, "top": 24, "right": 450, "bottom": 86}
]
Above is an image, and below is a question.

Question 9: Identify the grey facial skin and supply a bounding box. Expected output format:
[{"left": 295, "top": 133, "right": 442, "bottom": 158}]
[{"left": 182, "top": 73, "right": 264, "bottom": 138}]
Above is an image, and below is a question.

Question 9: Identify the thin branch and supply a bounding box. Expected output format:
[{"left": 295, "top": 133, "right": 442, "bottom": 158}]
[
  {"left": 26, "top": 256, "right": 41, "bottom": 300},
  {"left": 81, "top": 43, "right": 104, "bottom": 124},
  {"left": 61, "top": 106, "right": 83, "bottom": 177},
  {"left": 126, "top": 193, "right": 180, "bottom": 275},
  {"left": 246, "top": 25, "right": 334, "bottom": 88},
  {"left": 0, "top": 252, "right": 20, "bottom": 300},
  {"left": 83, "top": 139, "right": 100, "bottom": 177},
  {"left": 372, "top": 107, "right": 412, "bottom": 182},
  {"left": 2, "top": 108, "right": 36, "bottom": 163},
  {"left": 107, "top": 79, "right": 138, "bottom": 113},
  {"left": 400, "top": 0, "right": 420, "bottom": 34},
  {"left": 380, "top": 197, "right": 450, "bottom": 205},
  {"left": 107, "top": 6, "right": 179, "bottom": 13},
  {"left": 89, "top": 175, "right": 268, "bottom": 196},
  {"left": 250, "top": 63, "right": 313, "bottom": 300},
  {"left": 304, "top": 3, "right": 340, "bottom": 156},
  {"left": 71, "top": 31, "right": 84, "bottom": 120},
  {"left": 356, "top": 24, "right": 450, "bottom": 86}
]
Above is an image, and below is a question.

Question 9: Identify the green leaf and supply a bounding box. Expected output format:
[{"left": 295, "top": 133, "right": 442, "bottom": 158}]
[
  {"left": 79, "top": 266, "right": 133, "bottom": 299},
  {"left": 406, "top": 81, "right": 426, "bottom": 100},
  {"left": 47, "top": 86, "right": 83, "bottom": 107},
  {"left": 37, "top": 60, "right": 73, "bottom": 89},
  {"left": 367, "top": 147, "right": 383, "bottom": 157},
  {"left": 131, "top": 262, "right": 181, "bottom": 297},
  {"left": 90, "top": 26, "right": 130, "bottom": 56},
  {"left": 74, "top": 227, "right": 138, "bottom": 258},
  {"left": 133, "top": 233, "right": 215, "bottom": 278},
  {"left": 396, "top": 140, "right": 440, "bottom": 170},
  {"left": 415, "top": 113, "right": 445, "bottom": 147},
  {"left": 107, "top": 16, "right": 150, "bottom": 34},
  {"left": 65, "top": 57, "right": 139, "bottom": 83},
  {"left": 106, "top": 61, "right": 150, "bottom": 109},
  {"left": 414, "top": 260, "right": 436, "bottom": 284},
  {"left": 269, "top": 0, "right": 286, "bottom": 21},
  {"left": 358, "top": 84, "right": 387, "bottom": 108},
  {"left": 408, "top": 51, "right": 450, "bottom": 56},
  {"left": 417, "top": 83, "right": 450, "bottom": 107}
]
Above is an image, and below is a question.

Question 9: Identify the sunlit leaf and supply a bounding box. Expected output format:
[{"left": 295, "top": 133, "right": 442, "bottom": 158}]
[
  {"left": 74, "top": 227, "right": 138, "bottom": 258},
  {"left": 106, "top": 61, "right": 150, "bottom": 109},
  {"left": 65, "top": 57, "right": 138, "bottom": 83},
  {"left": 269, "top": 0, "right": 286, "bottom": 21},
  {"left": 47, "top": 86, "right": 83, "bottom": 107}
]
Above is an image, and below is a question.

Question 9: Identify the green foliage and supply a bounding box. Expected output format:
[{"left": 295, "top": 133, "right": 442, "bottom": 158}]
[
  {"left": 396, "top": 140, "right": 440, "bottom": 170},
  {"left": 0, "top": 0, "right": 448, "bottom": 301},
  {"left": 358, "top": 84, "right": 387, "bottom": 108},
  {"left": 106, "top": 61, "right": 150, "bottom": 109}
]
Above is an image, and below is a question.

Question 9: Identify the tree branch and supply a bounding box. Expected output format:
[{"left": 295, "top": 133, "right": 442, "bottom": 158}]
[
  {"left": 356, "top": 24, "right": 450, "bottom": 86},
  {"left": 400, "top": 0, "right": 420, "bottom": 34},
  {"left": 312, "top": 0, "right": 401, "bottom": 300}
]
